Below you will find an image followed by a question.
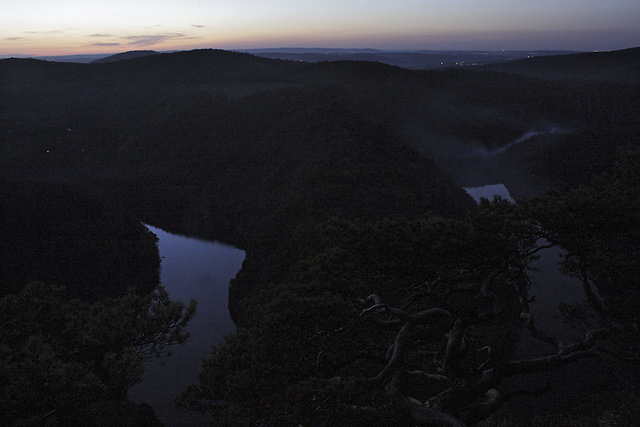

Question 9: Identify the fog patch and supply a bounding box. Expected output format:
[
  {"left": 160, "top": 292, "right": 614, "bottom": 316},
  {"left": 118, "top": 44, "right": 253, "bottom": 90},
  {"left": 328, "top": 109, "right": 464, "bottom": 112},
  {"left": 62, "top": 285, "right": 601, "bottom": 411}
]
[
  {"left": 475, "top": 124, "right": 568, "bottom": 156},
  {"left": 403, "top": 123, "right": 486, "bottom": 161}
]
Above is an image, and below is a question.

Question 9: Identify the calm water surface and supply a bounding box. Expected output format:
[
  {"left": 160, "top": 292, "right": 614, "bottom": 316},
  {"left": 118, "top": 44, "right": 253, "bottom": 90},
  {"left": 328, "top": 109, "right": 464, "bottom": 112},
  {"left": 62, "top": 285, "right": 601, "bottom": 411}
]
[
  {"left": 464, "top": 184, "right": 586, "bottom": 351},
  {"left": 464, "top": 177, "right": 625, "bottom": 421},
  {"left": 129, "top": 225, "right": 245, "bottom": 426},
  {"left": 463, "top": 183, "right": 514, "bottom": 203}
]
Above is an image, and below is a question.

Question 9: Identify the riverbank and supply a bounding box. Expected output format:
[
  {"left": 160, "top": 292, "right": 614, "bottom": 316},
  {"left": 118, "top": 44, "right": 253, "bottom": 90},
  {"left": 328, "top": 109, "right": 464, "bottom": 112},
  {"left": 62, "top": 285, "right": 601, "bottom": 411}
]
[{"left": 129, "top": 226, "right": 245, "bottom": 426}]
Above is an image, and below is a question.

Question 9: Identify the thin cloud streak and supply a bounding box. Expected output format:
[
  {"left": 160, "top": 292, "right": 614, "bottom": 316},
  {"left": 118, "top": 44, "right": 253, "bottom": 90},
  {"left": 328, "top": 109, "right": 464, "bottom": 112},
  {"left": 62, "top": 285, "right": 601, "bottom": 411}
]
[
  {"left": 121, "top": 33, "right": 194, "bottom": 47},
  {"left": 1, "top": 0, "right": 638, "bottom": 55},
  {"left": 23, "top": 30, "right": 68, "bottom": 35}
]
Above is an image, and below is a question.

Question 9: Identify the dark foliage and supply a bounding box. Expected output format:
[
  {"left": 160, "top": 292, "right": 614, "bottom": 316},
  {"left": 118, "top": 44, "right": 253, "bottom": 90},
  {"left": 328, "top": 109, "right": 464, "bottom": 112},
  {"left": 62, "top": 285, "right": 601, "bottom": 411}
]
[
  {"left": 0, "top": 282, "right": 195, "bottom": 426},
  {"left": 0, "top": 181, "right": 159, "bottom": 300},
  {"left": 180, "top": 155, "right": 640, "bottom": 426}
]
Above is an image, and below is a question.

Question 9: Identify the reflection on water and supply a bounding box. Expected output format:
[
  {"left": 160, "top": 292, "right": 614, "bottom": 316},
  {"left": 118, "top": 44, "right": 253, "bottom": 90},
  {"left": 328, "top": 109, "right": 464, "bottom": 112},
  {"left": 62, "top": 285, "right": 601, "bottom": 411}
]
[
  {"left": 129, "top": 225, "right": 245, "bottom": 426},
  {"left": 464, "top": 184, "right": 586, "bottom": 354},
  {"left": 463, "top": 185, "right": 613, "bottom": 421},
  {"left": 516, "top": 244, "right": 586, "bottom": 357}
]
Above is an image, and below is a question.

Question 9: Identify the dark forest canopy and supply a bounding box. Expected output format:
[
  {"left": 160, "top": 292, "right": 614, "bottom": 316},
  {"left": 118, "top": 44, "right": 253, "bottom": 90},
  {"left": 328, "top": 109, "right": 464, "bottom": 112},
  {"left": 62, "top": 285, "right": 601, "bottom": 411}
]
[
  {"left": 2, "top": 48, "right": 637, "bottom": 187},
  {"left": 1, "top": 47, "right": 639, "bottom": 425},
  {"left": 179, "top": 151, "right": 640, "bottom": 426},
  {"left": 0, "top": 181, "right": 160, "bottom": 300},
  {"left": 0, "top": 181, "right": 196, "bottom": 426}
]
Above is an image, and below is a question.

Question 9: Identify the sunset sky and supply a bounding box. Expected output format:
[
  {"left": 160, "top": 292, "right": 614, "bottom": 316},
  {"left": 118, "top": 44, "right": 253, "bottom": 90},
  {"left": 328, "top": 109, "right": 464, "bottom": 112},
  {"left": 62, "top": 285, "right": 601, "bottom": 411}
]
[{"left": 2, "top": 0, "right": 639, "bottom": 56}]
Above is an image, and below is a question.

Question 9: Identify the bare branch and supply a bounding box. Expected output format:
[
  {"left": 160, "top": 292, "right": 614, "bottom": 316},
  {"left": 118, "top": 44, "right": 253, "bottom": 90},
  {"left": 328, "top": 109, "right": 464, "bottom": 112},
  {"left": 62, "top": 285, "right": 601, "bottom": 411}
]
[
  {"left": 386, "top": 379, "right": 467, "bottom": 427},
  {"left": 369, "top": 307, "right": 454, "bottom": 384},
  {"left": 443, "top": 318, "right": 467, "bottom": 375},
  {"left": 408, "top": 370, "right": 454, "bottom": 387},
  {"left": 476, "top": 346, "right": 492, "bottom": 372},
  {"left": 360, "top": 303, "right": 410, "bottom": 319},
  {"left": 486, "top": 328, "right": 608, "bottom": 383},
  {"left": 364, "top": 294, "right": 383, "bottom": 305},
  {"left": 369, "top": 323, "right": 411, "bottom": 384}
]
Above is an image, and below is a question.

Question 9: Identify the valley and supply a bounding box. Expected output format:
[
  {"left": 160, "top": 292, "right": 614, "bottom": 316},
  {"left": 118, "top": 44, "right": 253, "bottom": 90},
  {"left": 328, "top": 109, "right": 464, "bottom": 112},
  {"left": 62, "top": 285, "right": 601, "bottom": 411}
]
[{"left": 1, "top": 47, "right": 639, "bottom": 426}]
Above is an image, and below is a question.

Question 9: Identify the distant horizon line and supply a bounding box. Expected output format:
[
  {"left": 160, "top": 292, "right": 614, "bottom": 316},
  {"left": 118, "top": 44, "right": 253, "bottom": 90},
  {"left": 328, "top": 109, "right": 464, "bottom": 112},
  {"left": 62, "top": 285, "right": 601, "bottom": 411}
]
[
  {"left": 1, "top": 46, "right": 602, "bottom": 59},
  {"left": 4, "top": 44, "right": 639, "bottom": 61}
]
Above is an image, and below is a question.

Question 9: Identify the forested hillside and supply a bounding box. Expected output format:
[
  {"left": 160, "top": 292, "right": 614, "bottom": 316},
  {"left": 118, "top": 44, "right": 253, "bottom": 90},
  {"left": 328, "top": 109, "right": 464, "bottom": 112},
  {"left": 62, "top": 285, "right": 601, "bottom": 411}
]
[
  {"left": 0, "top": 181, "right": 159, "bottom": 300},
  {"left": 1, "top": 48, "right": 639, "bottom": 425},
  {"left": 481, "top": 47, "right": 640, "bottom": 84},
  {"left": 0, "top": 180, "right": 196, "bottom": 425}
]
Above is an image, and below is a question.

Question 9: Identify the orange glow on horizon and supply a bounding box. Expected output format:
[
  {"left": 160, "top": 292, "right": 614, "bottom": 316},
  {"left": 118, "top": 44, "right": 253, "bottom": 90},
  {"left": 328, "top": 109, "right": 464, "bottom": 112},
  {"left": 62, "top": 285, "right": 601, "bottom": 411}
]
[{"left": 2, "top": 0, "right": 639, "bottom": 56}]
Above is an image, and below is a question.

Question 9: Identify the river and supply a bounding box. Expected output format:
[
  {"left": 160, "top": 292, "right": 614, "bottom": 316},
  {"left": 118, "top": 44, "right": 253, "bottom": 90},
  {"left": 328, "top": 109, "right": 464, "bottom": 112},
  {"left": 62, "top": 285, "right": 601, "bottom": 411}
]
[
  {"left": 461, "top": 129, "right": 587, "bottom": 348},
  {"left": 128, "top": 225, "right": 245, "bottom": 426},
  {"left": 131, "top": 179, "right": 603, "bottom": 424},
  {"left": 133, "top": 183, "right": 586, "bottom": 425},
  {"left": 463, "top": 184, "right": 586, "bottom": 348},
  {"left": 463, "top": 183, "right": 615, "bottom": 421}
]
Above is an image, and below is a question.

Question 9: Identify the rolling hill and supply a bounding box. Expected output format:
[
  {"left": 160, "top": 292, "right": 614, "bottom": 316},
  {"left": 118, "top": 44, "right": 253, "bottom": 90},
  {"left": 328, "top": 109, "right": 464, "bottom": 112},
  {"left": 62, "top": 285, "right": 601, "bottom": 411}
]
[
  {"left": 90, "top": 50, "right": 160, "bottom": 63},
  {"left": 480, "top": 46, "right": 640, "bottom": 83},
  {"left": 1, "top": 47, "right": 638, "bottom": 318},
  {"left": 2, "top": 47, "right": 640, "bottom": 426}
]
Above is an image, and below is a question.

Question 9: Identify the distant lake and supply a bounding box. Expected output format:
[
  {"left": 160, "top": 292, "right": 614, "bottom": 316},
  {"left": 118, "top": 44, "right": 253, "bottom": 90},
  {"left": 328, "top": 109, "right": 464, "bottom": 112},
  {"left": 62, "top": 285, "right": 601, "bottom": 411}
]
[{"left": 129, "top": 225, "right": 245, "bottom": 426}]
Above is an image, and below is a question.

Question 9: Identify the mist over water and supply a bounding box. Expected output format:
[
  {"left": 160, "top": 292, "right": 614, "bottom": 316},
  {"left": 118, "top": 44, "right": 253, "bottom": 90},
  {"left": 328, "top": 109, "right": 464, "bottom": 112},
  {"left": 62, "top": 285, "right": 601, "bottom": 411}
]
[{"left": 473, "top": 125, "right": 564, "bottom": 156}]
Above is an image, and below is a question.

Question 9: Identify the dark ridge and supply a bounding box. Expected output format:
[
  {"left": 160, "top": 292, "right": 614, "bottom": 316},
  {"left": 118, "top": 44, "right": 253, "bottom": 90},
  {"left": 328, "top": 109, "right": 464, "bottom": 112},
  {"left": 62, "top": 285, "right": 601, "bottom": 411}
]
[
  {"left": 36, "top": 53, "right": 112, "bottom": 63},
  {"left": 248, "top": 49, "right": 581, "bottom": 70},
  {"left": 0, "top": 57, "right": 90, "bottom": 84},
  {"left": 291, "top": 58, "right": 417, "bottom": 83},
  {"left": 90, "top": 50, "right": 160, "bottom": 63},
  {"left": 94, "top": 48, "right": 302, "bottom": 84},
  {"left": 480, "top": 47, "right": 640, "bottom": 83},
  {"left": 0, "top": 48, "right": 301, "bottom": 89}
]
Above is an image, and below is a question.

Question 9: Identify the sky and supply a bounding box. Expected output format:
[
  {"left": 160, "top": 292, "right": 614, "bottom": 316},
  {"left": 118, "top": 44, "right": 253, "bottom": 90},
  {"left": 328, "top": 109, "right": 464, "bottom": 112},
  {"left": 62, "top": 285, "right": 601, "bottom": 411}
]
[{"left": 1, "top": 0, "right": 639, "bottom": 56}]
